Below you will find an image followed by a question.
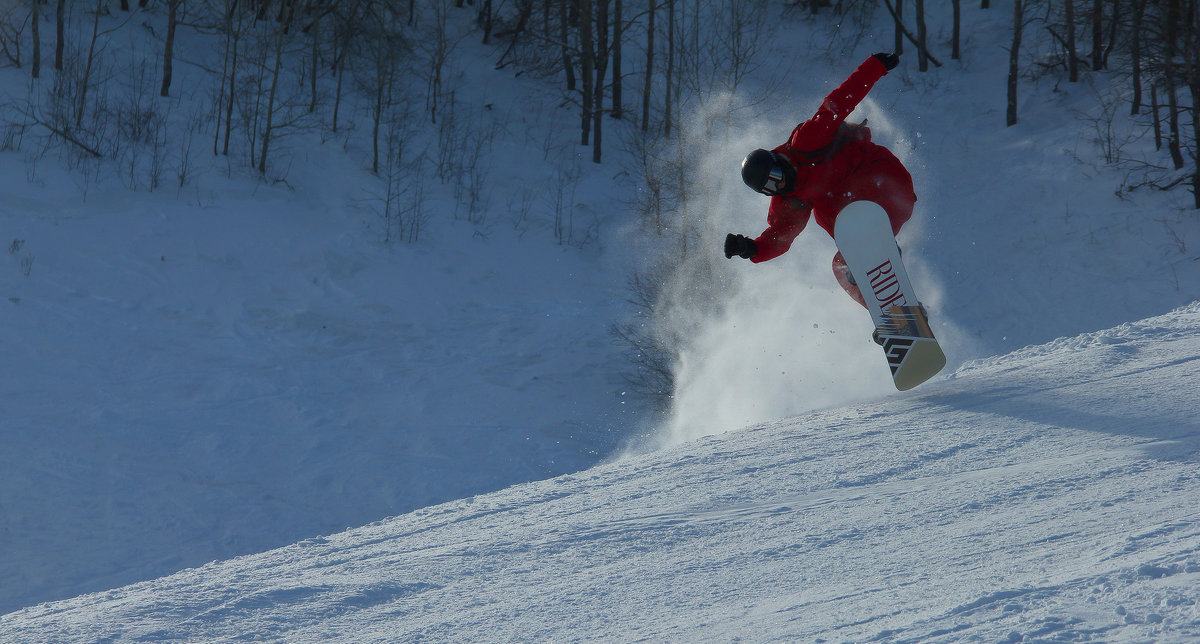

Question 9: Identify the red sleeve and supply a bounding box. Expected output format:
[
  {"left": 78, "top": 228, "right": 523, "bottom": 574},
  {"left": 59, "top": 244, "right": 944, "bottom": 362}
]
[
  {"left": 788, "top": 56, "right": 887, "bottom": 151},
  {"left": 751, "top": 197, "right": 811, "bottom": 263}
]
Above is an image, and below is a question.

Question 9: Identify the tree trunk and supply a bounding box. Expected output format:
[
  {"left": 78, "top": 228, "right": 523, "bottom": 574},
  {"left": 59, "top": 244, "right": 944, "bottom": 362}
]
[
  {"left": 1065, "top": 0, "right": 1078, "bottom": 81},
  {"left": 216, "top": 0, "right": 243, "bottom": 157},
  {"left": 1007, "top": 0, "right": 1023, "bottom": 127},
  {"left": 1091, "top": 0, "right": 1104, "bottom": 71},
  {"left": 31, "top": 0, "right": 40, "bottom": 79},
  {"left": 76, "top": 0, "right": 103, "bottom": 128},
  {"left": 915, "top": 0, "right": 928, "bottom": 71},
  {"left": 55, "top": 0, "right": 65, "bottom": 71},
  {"left": 331, "top": 14, "right": 350, "bottom": 132},
  {"left": 1191, "top": 82, "right": 1200, "bottom": 208},
  {"left": 308, "top": 11, "right": 319, "bottom": 113},
  {"left": 579, "top": 0, "right": 593, "bottom": 146},
  {"left": 894, "top": 0, "right": 904, "bottom": 55},
  {"left": 1130, "top": 0, "right": 1144, "bottom": 114},
  {"left": 214, "top": 2, "right": 231, "bottom": 155},
  {"left": 258, "top": 9, "right": 294, "bottom": 175},
  {"left": 883, "top": 0, "right": 942, "bottom": 67},
  {"left": 160, "top": 0, "right": 180, "bottom": 97},
  {"left": 641, "top": 0, "right": 655, "bottom": 132},
  {"left": 951, "top": 0, "right": 961, "bottom": 60},
  {"left": 593, "top": 0, "right": 608, "bottom": 162},
  {"left": 1151, "top": 82, "right": 1162, "bottom": 150},
  {"left": 1102, "top": 0, "right": 1120, "bottom": 70},
  {"left": 1164, "top": 0, "right": 1185, "bottom": 169},
  {"left": 561, "top": 0, "right": 575, "bottom": 91},
  {"left": 611, "top": 0, "right": 623, "bottom": 119},
  {"left": 663, "top": 0, "right": 675, "bottom": 138},
  {"left": 480, "top": 0, "right": 493, "bottom": 44}
]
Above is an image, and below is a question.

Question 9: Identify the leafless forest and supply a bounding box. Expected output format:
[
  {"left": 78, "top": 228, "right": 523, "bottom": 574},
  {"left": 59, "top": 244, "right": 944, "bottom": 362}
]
[
  {"left": 1, "top": 1, "right": 1198, "bottom": 404},
  {"left": 0, "top": 1, "right": 1196, "bottom": 200}
]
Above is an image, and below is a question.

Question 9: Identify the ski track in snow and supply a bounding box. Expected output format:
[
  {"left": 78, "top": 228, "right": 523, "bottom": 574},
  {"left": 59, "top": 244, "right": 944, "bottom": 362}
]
[{"left": 4, "top": 305, "right": 1200, "bottom": 642}]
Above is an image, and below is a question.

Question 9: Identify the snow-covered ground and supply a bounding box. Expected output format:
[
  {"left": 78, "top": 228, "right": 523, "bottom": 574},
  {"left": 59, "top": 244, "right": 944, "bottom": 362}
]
[
  {"left": 0, "top": 163, "right": 636, "bottom": 613},
  {"left": 3, "top": 1, "right": 1200, "bottom": 640},
  {"left": 4, "top": 305, "right": 1200, "bottom": 642}
]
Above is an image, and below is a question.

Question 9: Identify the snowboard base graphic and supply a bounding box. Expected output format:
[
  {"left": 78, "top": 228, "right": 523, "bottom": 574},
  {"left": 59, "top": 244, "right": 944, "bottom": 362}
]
[{"left": 834, "top": 201, "right": 946, "bottom": 391}]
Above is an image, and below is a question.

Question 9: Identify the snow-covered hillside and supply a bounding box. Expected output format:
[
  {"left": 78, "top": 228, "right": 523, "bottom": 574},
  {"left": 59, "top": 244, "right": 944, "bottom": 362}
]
[
  {"left": 4, "top": 0, "right": 1200, "bottom": 636},
  {"left": 4, "top": 305, "right": 1200, "bottom": 642}
]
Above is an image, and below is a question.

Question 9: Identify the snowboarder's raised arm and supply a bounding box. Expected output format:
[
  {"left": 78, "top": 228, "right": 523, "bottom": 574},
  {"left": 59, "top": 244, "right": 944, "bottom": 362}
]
[{"left": 788, "top": 53, "right": 898, "bottom": 152}]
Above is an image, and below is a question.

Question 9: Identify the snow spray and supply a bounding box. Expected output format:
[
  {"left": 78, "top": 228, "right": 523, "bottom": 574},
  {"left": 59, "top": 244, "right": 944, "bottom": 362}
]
[{"left": 641, "top": 94, "right": 902, "bottom": 449}]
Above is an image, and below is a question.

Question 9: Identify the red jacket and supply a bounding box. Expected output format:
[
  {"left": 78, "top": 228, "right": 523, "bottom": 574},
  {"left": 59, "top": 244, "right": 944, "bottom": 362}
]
[{"left": 752, "top": 56, "right": 917, "bottom": 264}]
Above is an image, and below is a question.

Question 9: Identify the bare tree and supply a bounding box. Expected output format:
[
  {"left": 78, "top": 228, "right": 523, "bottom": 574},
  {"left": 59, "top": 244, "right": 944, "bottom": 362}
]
[
  {"left": 641, "top": 0, "right": 654, "bottom": 132},
  {"left": 357, "top": 2, "right": 408, "bottom": 174},
  {"left": 55, "top": 0, "right": 65, "bottom": 71},
  {"left": 214, "top": 0, "right": 252, "bottom": 157},
  {"left": 479, "top": 0, "right": 493, "bottom": 44},
  {"left": 31, "top": 0, "right": 40, "bottom": 78},
  {"left": 611, "top": 0, "right": 623, "bottom": 119},
  {"left": 160, "top": 0, "right": 183, "bottom": 97},
  {"left": 254, "top": 1, "right": 296, "bottom": 175},
  {"left": 329, "top": 0, "right": 363, "bottom": 132},
  {"left": 560, "top": 0, "right": 575, "bottom": 91},
  {"left": 1007, "top": 0, "right": 1023, "bottom": 127},
  {"left": 0, "top": 0, "right": 31, "bottom": 70},
  {"left": 1161, "top": 0, "right": 1186, "bottom": 170},
  {"left": 76, "top": 0, "right": 103, "bottom": 128},
  {"left": 1065, "top": 0, "right": 1079, "bottom": 81},
  {"left": 417, "top": 0, "right": 460, "bottom": 124},
  {"left": 592, "top": 0, "right": 609, "bottom": 162},
  {"left": 882, "top": 0, "right": 943, "bottom": 68},
  {"left": 579, "top": 0, "right": 594, "bottom": 146},
  {"left": 1130, "top": 0, "right": 1146, "bottom": 114},
  {"left": 951, "top": 0, "right": 961, "bottom": 60},
  {"left": 915, "top": 0, "right": 928, "bottom": 71},
  {"left": 663, "top": 0, "right": 674, "bottom": 137}
]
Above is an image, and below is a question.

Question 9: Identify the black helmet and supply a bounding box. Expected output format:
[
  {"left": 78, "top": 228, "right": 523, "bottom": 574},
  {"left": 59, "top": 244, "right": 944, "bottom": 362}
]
[{"left": 741, "top": 149, "right": 794, "bottom": 196}]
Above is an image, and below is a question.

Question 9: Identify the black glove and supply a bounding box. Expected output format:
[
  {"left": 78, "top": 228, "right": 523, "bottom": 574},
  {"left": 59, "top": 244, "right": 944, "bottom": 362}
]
[
  {"left": 724, "top": 233, "right": 758, "bottom": 260},
  {"left": 872, "top": 52, "right": 900, "bottom": 71}
]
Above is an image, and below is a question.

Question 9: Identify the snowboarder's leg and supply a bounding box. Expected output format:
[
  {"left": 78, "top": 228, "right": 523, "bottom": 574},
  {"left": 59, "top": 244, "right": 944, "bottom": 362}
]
[
  {"left": 846, "top": 148, "right": 916, "bottom": 235},
  {"left": 832, "top": 252, "right": 868, "bottom": 309}
]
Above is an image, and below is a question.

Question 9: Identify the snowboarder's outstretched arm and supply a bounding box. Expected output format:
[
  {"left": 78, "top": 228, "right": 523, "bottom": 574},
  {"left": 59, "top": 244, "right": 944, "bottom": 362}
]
[
  {"left": 788, "top": 53, "right": 898, "bottom": 152},
  {"left": 749, "top": 197, "right": 810, "bottom": 263}
]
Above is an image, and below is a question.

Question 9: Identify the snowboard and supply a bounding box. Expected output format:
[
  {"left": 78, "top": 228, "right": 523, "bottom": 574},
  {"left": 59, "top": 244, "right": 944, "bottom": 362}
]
[{"left": 833, "top": 200, "right": 946, "bottom": 391}]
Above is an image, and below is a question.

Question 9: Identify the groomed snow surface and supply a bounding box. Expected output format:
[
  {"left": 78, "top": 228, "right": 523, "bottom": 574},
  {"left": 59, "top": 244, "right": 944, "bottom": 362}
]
[{"left": 4, "top": 305, "right": 1200, "bottom": 642}]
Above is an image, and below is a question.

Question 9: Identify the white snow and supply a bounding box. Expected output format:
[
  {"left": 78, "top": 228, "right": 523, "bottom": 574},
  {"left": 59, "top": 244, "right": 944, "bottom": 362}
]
[
  {"left": 4, "top": 306, "right": 1200, "bottom": 642},
  {"left": 3, "top": 2, "right": 1200, "bottom": 642}
]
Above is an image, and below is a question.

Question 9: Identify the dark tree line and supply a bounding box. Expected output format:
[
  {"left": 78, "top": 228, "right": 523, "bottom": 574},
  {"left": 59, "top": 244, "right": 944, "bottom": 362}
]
[
  {"left": 1001, "top": 0, "right": 1200, "bottom": 207},
  {"left": 1, "top": 0, "right": 1199, "bottom": 207}
]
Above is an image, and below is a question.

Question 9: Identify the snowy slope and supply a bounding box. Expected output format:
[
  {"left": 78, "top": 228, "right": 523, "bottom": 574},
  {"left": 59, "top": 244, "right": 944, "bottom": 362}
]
[
  {"left": 0, "top": 3, "right": 645, "bottom": 614},
  {"left": 4, "top": 0, "right": 1200, "bottom": 628},
  {"left": 0, "top": 156, "right": 636, "bottom": 613},
  {"left": 4, "top": 305, "right": 1200, "bottom": 642}
]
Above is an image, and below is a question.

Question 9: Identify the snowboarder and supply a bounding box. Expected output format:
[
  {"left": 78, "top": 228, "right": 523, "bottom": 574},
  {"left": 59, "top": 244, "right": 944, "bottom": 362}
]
[{"left": 724, "top": 52, "right": 916, "bottom": 308}]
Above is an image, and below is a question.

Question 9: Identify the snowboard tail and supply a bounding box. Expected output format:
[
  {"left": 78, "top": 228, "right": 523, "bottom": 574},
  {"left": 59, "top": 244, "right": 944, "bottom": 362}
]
[{"left": 877, "top": 305, "right": 946, "bottom": 391}]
